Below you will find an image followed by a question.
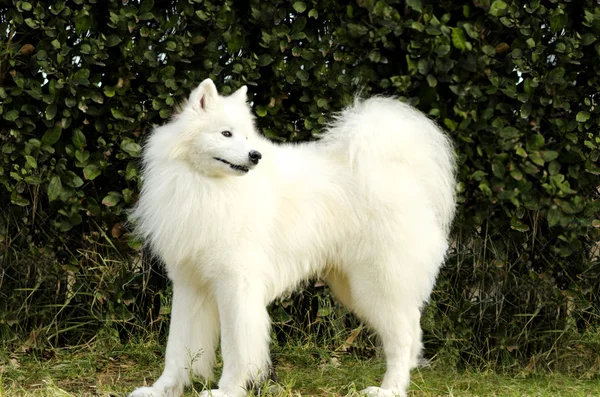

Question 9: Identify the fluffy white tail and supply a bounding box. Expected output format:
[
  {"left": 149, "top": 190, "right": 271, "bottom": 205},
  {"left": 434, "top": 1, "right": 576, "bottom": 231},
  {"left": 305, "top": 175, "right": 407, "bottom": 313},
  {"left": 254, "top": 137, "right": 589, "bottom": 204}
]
[{"left": 324, "top": 97, "right": 456, "bottom": 235}]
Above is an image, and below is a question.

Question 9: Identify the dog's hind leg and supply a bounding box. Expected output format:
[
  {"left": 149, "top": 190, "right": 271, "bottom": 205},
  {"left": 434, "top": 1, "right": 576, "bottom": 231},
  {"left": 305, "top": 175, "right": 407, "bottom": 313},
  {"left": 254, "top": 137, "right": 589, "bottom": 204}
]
[
  {"left": 343, "top": 264, "right": 423, "bottom": 397},
  {"left": 130, "top": 281, "right": 219, "bottom": 397}
]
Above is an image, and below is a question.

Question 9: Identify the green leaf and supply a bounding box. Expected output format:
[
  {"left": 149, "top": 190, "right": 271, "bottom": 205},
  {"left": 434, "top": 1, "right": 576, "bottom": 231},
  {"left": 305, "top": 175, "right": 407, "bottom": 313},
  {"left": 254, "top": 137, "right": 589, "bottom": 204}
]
[
  {"left": 42, "top": 126, "right": 62, "bottom": 146},
  {"left": 25, "top": 155, "right": 37, "bottom": 169},
  {"left": 347, "top": 23, "right": 368, "bottom": 37},
  {"left": 541, "top": 150, "right": 558, "bottom": 162},
  {"left": 308, "top": 9, "right": 319, "bottom": 19},
  {"left": 511, "top": 216, "right": 530, "bottom": 232},
  {"left": 258, "top": 54, "right": 274, "bottom": 67},
  {"left": 550, "top": 10, "right": 567, "bottom": 32},
  {"left": 111, "top": 108, "right": 127, "bottom": 120},
  {"left": 64, "top": 171, "right": 84, "bottom": 188},
  {"left": 499, "top": 127, "right": 519, "bottom": 138},
  {"left": 46, "top": 104, "right": 57, "bottom": 120},
  {"left": 576, "top": 111, "right": 590, "bottom": 122},
  {"left": 140, "top": 0, "right": 154, "bottom": 13},
  {"left": 526, "top": 134, "right": 545, "bottom": 151},
  {"left": 548, "top": 161, "right": 561, "bottom": 176},
  {"left": 489, "top": 0, "right": 508, "bottom": 17},
  {"left": 73, "top": 69, "right": 90, "bottom": 85},
  {"left": 21, "top": 2, "right": 32, "bottom": 11},
  {"left": 406, "top": 0, "right": 422, "bottom": 12},
  {"left": 451, "top": 28, "right": 468, "bottom": 51},
  {"left": 256, "top": 106, "right": 267, "bottom": 117},
  {"left": 75, "top": 15, "right": 92, "bottom": 34},
  {"left": 121, "top": 140, "right": 142, "bottom": 157},
  {"left": 72, "top": 129, "right": 87, "bottom": 148},
  {"left": 4, "top": 110, "right": 19, "bottom": 121},
  {"left": 547, "top": 207, "right": 562, "bottom": 227},
  {"left": 293, "top": 2, "right": 307, "bottom": 13},
  {"left": 105, "top": 35, "right": 122, "bottom": 47},
  {"left": 196, "top": 10, "right": 209, "bottom": 20},
  {"left": 102, "top": 191, "right": 122, "bottom": 207},
  {"left": 529, "top": 151, "right": 545, "bottom": 166},
  {"left": 47, "top": 176, "right": 62, "bottom": 201},
  {"left": 83, "top": 164, "right": 101, "bottom": 180},
  {"left": 296, "top": 70, "right": 309, "bottom": 81}
]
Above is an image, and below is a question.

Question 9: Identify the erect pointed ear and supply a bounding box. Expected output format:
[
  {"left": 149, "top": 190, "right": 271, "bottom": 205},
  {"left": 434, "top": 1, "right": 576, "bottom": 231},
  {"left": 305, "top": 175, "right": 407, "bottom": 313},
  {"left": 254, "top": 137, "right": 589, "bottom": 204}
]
[
  {"left": 230, "top": 85, "right": 248, "bottom": 102},
  {"left": 189, "top": 79, "right": 218, "bottom": 112}
]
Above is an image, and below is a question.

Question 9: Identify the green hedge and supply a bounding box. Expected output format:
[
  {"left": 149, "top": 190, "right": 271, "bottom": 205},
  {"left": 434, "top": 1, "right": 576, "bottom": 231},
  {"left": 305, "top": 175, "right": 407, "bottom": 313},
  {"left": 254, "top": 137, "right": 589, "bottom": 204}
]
[{"left": 1, "top": 0, "right": 599, "bottom": 368}]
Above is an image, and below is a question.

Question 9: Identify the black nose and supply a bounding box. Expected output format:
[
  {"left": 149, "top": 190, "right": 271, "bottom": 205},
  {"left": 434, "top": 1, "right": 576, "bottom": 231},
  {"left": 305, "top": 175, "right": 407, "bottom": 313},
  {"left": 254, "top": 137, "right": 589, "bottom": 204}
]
[{"left": 249, "top": 150, "right": 262, "bottom": 164}]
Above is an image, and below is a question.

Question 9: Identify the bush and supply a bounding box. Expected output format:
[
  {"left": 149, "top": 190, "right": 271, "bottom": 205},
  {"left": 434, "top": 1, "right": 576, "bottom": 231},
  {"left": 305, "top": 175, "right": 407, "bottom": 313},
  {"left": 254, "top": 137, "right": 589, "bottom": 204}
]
[{"left": 1, "top": 0, "right": 599, "bottom": 369}]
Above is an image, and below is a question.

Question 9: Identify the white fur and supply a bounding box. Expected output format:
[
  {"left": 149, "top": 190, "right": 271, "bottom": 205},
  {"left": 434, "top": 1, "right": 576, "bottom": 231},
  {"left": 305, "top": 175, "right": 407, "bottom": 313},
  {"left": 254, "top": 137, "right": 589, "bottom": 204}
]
[{"left": 129, "top": 79, "right": 456, "bottom": 397}]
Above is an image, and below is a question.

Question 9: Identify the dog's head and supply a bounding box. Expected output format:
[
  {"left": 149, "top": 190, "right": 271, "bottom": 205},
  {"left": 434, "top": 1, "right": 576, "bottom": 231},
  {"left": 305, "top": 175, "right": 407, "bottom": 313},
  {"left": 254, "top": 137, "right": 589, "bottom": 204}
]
[{"left": 170, "top": 79, "right": 262, "bottom": 177}]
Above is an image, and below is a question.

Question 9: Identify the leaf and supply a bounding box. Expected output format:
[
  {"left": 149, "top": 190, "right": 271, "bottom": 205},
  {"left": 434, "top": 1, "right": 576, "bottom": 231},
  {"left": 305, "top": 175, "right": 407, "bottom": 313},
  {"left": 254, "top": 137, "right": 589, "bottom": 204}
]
[
  {"left": 347, "top": 23, "right": 368, "bottom": 37},
  {"left": 547, "top": 207, "right": 562, "bottom": 227},
  {"left": 548, "top": 161, "right": 561, "bottom": 176},
  {"left": 451, "top": 28, "right": 468, "bottom": 51},
  {"left": 83, "top": 164, "right": 101, "bottom": 180},
  {"left": 406, "top": 0, "right": 422, "bottom": 12},
  {"left": 4, "top": 110, "right": 19, "bottom": 121},
  {"left": 257, "top": 54, "right": 274, "bottom": 67},
  {"left": 102, "top": 191, "right": 122, "bottom": 207},
  {"left": 64, "top": 171, "right": 84, "bottom": 188},
  {"left": 46, "top": 104, "right": 57, "bottom": 120},
  {"left": 72, "top": 129, "right": 87, "bottom": 148},
  {"left": 511, "top": 217, "right": 530, "bottom": 232},
  {"left": 121, "top": 140, "right": 142, "bottom": 157},
  {"left": 111, "top": 108, "right": 127, "bottom": 120},
  {"left": 576, "top": 111, "right": 590, "bottom": 122},
  {"left": 526, "top": 134, "right": 545, "bottom": 151},
  {"left": 541, "top": 150, "right": 558, "bottom": 162},
  {"left": 256, "top": 106, "right": 267, "bottom": 117},
  {"left": 489, "top": 0, "right": 508, "bottom": 17},
  {"left": 140, "top": 0, "right": 154, "bottom": 13},
  {"left": 296, "top": 70, "right": 309, "bottom": 81},
  {"left": 529, "top": 151, "right": 545, "bottom": 166},
  {"left": 25, "top": 155, "right": 37, "bottom": 169},
  {"left": 48, "top": 176, "right": 62, "bottom": 201},
  {"left": 293, "top": 2, "right": 307, "bottom": 13},
  {"left": 499, "top": 127, "right": 519, "bottom": 139},
  {"left": 105, "top": 35, "right": 122, "bottom": 47},
  {"left": 308, "top": 9, "right": 319, "bottom": 19},
  {"left": 75, "top": 15, "right": 92, "bottom": 34},
  {"left": 42, "top": 126, "right": 62, "bottom": 146},
  {"left": 550, "top": 9, "right": 567, "bottom": 32},
  {"left": 72, "top": 68, "right": 90, "bottom": 85}
]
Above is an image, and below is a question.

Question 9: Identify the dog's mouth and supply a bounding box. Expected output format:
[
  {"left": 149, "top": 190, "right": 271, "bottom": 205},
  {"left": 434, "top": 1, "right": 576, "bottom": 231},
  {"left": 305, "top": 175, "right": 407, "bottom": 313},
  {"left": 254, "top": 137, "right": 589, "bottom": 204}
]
[{"left": 213, "top": 157, "right": 250, "bottom": 173}]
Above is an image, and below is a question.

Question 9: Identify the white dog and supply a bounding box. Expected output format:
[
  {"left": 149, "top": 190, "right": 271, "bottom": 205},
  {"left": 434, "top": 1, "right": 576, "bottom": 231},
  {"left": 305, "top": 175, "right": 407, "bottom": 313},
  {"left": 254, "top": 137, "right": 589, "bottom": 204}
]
[{"left": 130, "top": 79, "right": 456, "bottom": 397}]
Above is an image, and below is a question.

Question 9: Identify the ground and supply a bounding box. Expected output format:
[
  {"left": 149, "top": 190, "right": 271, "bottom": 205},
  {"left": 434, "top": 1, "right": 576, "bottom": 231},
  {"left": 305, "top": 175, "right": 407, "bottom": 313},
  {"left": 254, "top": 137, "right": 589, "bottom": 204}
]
[{"left": 1, "top": 337, "right": 598, "bottom": 397}]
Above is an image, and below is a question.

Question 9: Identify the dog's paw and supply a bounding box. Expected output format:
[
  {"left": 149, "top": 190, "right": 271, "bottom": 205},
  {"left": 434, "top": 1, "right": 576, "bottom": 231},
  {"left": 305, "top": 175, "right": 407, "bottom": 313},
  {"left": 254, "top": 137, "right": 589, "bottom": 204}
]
[
  {"left": 130, "top": 387, "right": 159, "bottom": 397},
  {"left": 129, "top": 385, "right": 182, "bottom": 397},
  {"left": 360, "top": 386, "right": 406, "bottom": 397}
]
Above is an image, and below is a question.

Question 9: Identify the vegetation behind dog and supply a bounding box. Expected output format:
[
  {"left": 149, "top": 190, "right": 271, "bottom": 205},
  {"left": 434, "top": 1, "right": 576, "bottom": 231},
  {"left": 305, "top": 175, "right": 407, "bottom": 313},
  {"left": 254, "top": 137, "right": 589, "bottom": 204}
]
[{"left": 1, "top": 0, "right": 599, "bottom": 373}]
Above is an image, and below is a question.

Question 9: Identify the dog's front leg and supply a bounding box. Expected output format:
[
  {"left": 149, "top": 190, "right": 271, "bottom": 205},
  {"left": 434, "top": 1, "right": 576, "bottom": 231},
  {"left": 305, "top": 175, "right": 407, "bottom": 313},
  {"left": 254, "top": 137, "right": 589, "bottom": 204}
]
[
  {"left": 131, "top": 281, "right": 219, "bottom": 397},
  {"left": 201, "top": 275, "right": 271, "bottom": 397}
]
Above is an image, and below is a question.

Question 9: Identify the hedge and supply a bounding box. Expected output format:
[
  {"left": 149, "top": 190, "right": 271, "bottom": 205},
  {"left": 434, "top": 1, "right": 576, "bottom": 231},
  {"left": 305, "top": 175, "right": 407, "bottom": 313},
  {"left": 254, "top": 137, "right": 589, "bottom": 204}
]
[{"left": 1, "top": 0, "right": 599, "bottom": 369}]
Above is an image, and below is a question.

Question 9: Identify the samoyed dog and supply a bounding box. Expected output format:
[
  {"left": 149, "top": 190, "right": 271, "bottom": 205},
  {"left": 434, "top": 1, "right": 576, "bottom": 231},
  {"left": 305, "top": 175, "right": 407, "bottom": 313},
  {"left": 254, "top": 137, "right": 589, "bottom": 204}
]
[{"left": 130, "top": 79, "right": 456, "bottom": 397}]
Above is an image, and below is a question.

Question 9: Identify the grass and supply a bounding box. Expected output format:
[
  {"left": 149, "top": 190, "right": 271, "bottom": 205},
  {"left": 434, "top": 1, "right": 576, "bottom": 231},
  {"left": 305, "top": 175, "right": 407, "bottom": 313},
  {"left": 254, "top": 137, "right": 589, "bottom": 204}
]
[{"left": 1, "top": 335, "right": 599, "bottom": 397}]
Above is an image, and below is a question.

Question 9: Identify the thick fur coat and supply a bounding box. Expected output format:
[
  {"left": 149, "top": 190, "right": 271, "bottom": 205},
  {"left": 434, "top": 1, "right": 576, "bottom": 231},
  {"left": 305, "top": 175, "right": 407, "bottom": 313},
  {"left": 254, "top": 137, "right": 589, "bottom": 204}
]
[{"left": 130, "top": 80, "right": 456, "bottom": 397}]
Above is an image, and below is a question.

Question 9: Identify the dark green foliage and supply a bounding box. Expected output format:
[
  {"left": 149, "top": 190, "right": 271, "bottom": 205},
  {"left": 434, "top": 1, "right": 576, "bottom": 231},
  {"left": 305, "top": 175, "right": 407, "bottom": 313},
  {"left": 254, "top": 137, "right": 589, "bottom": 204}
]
[{"left": 1, "top": 0, "right": 598, "bottom": 369}]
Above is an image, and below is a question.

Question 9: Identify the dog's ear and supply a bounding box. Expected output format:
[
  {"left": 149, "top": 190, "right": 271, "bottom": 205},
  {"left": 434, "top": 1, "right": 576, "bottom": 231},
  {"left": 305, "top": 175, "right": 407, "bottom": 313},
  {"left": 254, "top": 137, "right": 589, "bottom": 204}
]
[
  {"left": 230, "top": 85, "right": 248, "bottom": 102},
  {"left": 189, "top": 79, "right": 218, "bottom": 112}
]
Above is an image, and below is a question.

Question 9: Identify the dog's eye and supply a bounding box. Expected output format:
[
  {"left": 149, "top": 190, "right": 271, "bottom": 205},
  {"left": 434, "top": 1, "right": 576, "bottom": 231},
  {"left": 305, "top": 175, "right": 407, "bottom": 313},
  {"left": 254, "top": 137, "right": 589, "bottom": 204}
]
[{"left": 221, "top": 131, "right": 232, "bottom": 138}]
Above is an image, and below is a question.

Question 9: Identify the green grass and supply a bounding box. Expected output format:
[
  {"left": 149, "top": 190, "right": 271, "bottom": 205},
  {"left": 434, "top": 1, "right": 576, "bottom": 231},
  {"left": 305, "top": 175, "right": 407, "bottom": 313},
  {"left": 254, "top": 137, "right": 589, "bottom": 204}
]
[{"left": 1, "top": 336, "right": 599, "bottom": 397}]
